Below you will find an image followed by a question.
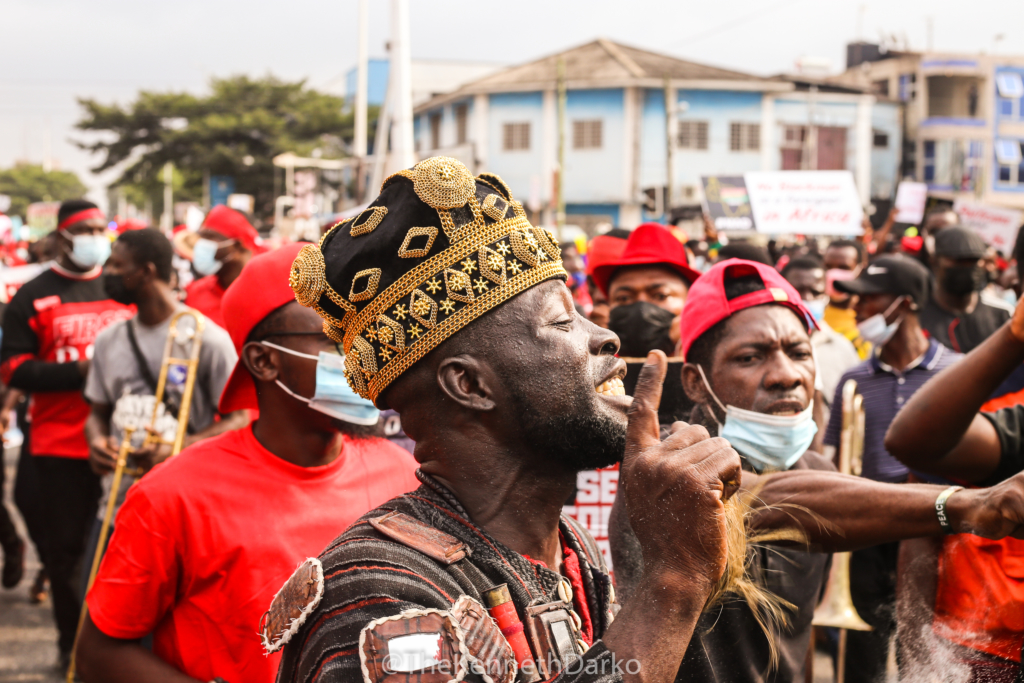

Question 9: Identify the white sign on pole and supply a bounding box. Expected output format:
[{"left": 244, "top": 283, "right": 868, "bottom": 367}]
[
  {"left": 893, "top": 182, "right": 928, "bottom": 224},
  {"left": 744, "top": 171, "right": 864, "bottom": 236},
  {"left": 953, "top": 199, "right": 1023, "bottom": 253},
  {"left": 0, "top": 194, "right": 10, "bottom": 214}
]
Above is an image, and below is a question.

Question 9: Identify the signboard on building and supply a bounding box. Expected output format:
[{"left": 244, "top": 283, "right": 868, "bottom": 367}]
[
  {"left": 893, "top": 181, "right": 928, "bottom": 224},
  {"left": 953, "top": 199, "right": 1023, "bottom": 254},
  {"left": 700, "top": 175, "right": 756, "bottom": 231},
  {"left": 744, "top": 171, "right": 863, "bottom": 236}
]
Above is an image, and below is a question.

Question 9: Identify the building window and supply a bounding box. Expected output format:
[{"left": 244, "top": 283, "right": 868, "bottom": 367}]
[
  {"left": 454, "top": 104, "right": 468, "bottom": 145},
  {"left": 872, "top": 79, "right": 890, "bottom": 97},
  {"left": 898, "top": 74, "right": 916, "bottom": 102},
  {"left": 1001, "top": 98, "right": 1016, "bottom": 117},
  {"left": 678, "top": 120, "right": 709, "bottom": 150},
  {"left": 873, "top": 130, "right": 889, "bottom": 148},
  {"left": 923, "top": 140, "right": 936, "bottom": 182},
  {"left": 729, "top": 122, "right": 760, "bottom": 151},
  {"left": 502, "top": 122, "right": 530, "bottom": 151},
  {"left": 429, "top": 114, "right": 442, "bottom": 150},
  {"left": 996, "top": 139, "right": 1024, "bottom": 186},
  {"left": 572, "top": 120, "right": 603, "bottom": 150},
  {"left": 780, "top": 125, "right": 807, "bottom": 170}
]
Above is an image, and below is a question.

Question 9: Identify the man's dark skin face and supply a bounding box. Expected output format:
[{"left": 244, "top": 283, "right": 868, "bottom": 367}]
[
  {"left": 682, "top": 306, "right": 815, "bottom": 422},
  {"left": 785, "top": 267, "right": 826, "bottom": 302},
  {"left": 853, "top": 292, "right": 903, "bottom": 325},
  {"left": 608, "top": 265, "right": 689, "bottom": 315},
  {"left": 823, "top": 245, "right": 860, "bottom": 272},
  {"left": 197, "top": 227, "right": 253, "bottom": 289},
  {"left": 103, "top": 241, "right": 147, "bottom": 304},
  {"left": 58, "top": 218, "right": 108, "bottom": 272},
  {"left": 385, "top": 280, "right": 627, "bottom": 564}
]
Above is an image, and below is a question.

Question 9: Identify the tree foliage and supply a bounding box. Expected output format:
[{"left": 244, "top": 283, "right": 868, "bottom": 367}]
[
  {"left": 0, "top": 163, "right": 88, "bottom": 218},
  {"left": 76, "top": 75, "right": 369, "bottom": 219}
]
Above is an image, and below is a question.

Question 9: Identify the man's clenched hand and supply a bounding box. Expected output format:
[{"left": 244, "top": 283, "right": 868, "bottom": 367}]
[{"left": 620, "top": 350, "right": 742, "bottom": 597}]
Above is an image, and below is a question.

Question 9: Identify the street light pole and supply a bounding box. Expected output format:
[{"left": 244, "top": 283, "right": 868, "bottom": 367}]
[
  {"left": 354, "top": 0, "right": 369, "bottom": 200},
  {"left": 161, "top": 162, "right": 173, "bottom": 231}
]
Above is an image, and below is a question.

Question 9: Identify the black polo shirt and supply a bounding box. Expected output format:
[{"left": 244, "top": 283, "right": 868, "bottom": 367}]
[
  {"left": 920, "top": 293, "right": 1013, "bottom": 354},
  {"left": 981, "top": 406, "right": 1024, "bottom": 485}
]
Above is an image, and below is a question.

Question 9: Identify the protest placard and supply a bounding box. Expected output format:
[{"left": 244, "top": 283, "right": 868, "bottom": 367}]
[{"left": 744, "top": 171, "right": 864, "bottom": 236}]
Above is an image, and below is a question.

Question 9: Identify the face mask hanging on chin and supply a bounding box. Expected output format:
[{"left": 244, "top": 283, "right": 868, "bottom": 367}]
[
  {"left": 696, "top": 365, "right": 817, "bottom": 473},
  {"left": 260, "top": 342, "right": 381, "bottom": 426}
]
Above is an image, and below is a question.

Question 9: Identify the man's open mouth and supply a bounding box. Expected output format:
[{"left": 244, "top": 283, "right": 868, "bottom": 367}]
[{"left": 596, "top": 377, "right": 626, "bottom": 397}]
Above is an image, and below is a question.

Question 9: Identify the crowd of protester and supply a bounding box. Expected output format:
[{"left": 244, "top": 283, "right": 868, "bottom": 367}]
[{"left": 0, "top": 184, "right": 1023, "bottom": 683}]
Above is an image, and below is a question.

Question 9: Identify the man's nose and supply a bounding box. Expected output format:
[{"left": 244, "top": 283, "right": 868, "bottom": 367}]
[
  {"left": 588, "top": 317, "right": 620, "bottom": 357},
  {"left": 764, "top": 352, "right": 806, "bottom": 391}
]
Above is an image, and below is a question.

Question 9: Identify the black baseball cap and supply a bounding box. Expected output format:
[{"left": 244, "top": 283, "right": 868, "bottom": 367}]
[
  {"left": 933, "top": 226, "right": 987, "bottom": 260},
  {"left": 834, "top": 255, "right": 930, "bottom": 306}
]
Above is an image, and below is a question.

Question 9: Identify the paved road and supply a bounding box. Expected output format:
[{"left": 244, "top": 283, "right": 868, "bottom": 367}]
[{"left": 1, "top": 444, "right": 61, "bottom": 683}]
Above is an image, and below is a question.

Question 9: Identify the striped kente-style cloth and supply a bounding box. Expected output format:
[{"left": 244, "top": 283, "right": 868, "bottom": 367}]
[{"left": 275, "top": 471, "right": 622, "bottom": 683}]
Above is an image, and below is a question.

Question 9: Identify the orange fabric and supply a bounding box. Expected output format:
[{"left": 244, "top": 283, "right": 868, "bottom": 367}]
[
  {"left": 932, "top": 535, "right": 1024, "bottom": 662},
  {"left": 981, "top": 387, "right": 1024, "bottom": 412}
]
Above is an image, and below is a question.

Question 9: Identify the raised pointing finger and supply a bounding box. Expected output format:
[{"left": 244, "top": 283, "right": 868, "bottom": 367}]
[{"left": 625, "top": 350, "right": 667, "bottom": 453}]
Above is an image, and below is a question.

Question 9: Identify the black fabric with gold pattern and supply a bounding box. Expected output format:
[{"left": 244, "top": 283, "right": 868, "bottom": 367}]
[{"left": 289, "top": 156, "right": 566, "bottom": 407}]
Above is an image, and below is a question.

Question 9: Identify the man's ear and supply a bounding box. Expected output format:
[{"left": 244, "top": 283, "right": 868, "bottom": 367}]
[
  {"left": 681, "top": 363, "right": 712, "bottom": 404},
  {"left": 241, "top": 341, "right": 279, "bottom": 382},
  {"left": 436, "top": 355, "right": 497, "bottom": 412}
]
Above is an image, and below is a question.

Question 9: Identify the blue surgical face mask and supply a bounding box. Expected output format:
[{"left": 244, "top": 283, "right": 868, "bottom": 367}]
[
  {"left": 697, "top": 365, "right": 817, "bottom": 472},
  {"left": 192, "top": 238, "right": 226, "bottom": 276},
  {"left": 62, "top": 230, "right": 111, "bottom": 269},
  {"left": 804, "top": 296, "right": 828, "bottom": 323},
  {"left": 260, "top": 342, "right": 381, "bottom": 425},
  {"left": 857, "top": 296, "right": 905, "bottom": 348}
]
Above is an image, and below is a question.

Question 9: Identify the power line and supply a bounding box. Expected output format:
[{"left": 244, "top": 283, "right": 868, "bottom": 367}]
[{"left": 664, "top": 0, "right": 808, "bottom": 49}]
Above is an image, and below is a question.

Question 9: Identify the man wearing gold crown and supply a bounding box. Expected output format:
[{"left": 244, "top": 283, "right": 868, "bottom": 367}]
[{"left": 268, "top": 157, "right": 1024, "bottom": 683}]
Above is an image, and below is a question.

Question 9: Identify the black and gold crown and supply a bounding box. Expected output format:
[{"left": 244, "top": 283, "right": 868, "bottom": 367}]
[{"left": 289, "top": 156, "right": 567, "bottom": 406}]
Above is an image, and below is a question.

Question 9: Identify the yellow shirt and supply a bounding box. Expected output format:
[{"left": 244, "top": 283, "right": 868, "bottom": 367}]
[{"left": 824, "top": 304, "right": 872, "bottom": 359}]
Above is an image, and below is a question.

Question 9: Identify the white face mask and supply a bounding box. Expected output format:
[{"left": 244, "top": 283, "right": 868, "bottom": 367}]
[
  {"left": 260, "top": 341, "right": 381, "bottom": 426},
  {"left": 697, "top": 365, "right": 817, "bottom": 472},
  {"left": 61, "top": 230, "right": 110, "bottom": 269},
  {"left": 857, "top": 296, "right": 906, "bottom": 347},
  {"left": 192, "top": 238, "right": 232, "bottom": 276}
]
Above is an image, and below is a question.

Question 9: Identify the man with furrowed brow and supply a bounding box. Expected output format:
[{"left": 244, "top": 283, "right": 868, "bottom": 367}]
[{"left": 270, "top": 158, "right": 1024, "bottom": 683}]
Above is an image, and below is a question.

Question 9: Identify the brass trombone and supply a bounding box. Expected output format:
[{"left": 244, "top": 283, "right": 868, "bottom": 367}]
[
  {"left": 811, "top": 379, "right": 872, "bottom": 683},
  {"left": 66, "top": 309, "right": 206, "bottom": 682}
]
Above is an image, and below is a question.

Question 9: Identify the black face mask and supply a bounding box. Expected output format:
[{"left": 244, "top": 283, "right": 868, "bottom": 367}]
[
  {"left": 608, "top": 301, "right": 677, "bottom": 358},
  {"left": 941, "top": 265, "right": 987, "bottom": 297},
  {"left": 103, "top": 272, "right": 136, "bottom": 306}
]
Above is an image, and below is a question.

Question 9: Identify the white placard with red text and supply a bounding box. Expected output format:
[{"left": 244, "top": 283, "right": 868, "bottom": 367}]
[
  {"left": 744, "top": 171, "right": 864, "bottom": 236},
  {"left": 952, "top": 199, "right": 1023, "bottom": 254}
]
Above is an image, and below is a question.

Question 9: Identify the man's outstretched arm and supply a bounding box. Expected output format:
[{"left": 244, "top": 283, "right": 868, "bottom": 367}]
[
  {"left": 884, "top": 298, "right": 1024, "bottom": 482},
  {"left": 77, "top": 616, "right": 199, "bottom": 683}
]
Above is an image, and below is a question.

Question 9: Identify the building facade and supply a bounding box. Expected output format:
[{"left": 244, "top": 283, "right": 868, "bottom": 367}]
[
  {"left": 413, "top": 39, "right": 901, "bottom": 233},
  {"left": 836, "top": 45, "right": 1024, "bottom": 209}
]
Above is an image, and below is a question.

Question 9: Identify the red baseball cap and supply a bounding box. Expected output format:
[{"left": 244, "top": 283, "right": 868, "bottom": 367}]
[
  {"left": 218, "top": 242, "right": 306, "bottom": 413},
  {"left": 585, "top": 233, "right": 627, "bottom": 277},
  {"left": 202, "top": 205, "right": 266, "bottom": 253},
  {"left": 678, "top": 258, "right": 818, "bottom": 361},
  {"left": 590, "top": 223, "right": 702, "bottom": 296}
]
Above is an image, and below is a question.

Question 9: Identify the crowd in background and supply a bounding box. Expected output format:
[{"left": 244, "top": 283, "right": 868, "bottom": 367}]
[{"left": 0, "top": 194, "right": 1023, "bottom": 683}]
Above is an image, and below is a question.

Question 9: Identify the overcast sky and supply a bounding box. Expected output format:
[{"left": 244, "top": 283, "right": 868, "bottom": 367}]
[{"left": 3, "top": 0, "right": 1023, "bottom": 208}]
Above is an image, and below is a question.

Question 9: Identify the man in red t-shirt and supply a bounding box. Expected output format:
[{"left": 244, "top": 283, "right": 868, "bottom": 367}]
[
  {"left": 75, "top": 242, "right": 419, "bottom": 683},
  {"left": 0, "top": 200, "right": 133, "bottom": 667},
  {"left": 183, "top": 205, "right": 264, "bottom": 328}
]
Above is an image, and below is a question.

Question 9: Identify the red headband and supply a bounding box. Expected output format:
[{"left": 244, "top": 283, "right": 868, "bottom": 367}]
[{"left": 58, "top": 208, "right": 105, "bottom": 230}]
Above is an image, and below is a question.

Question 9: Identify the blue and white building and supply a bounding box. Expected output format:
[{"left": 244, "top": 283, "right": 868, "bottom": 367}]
[
  {"left": 413, "top": 39, "right": 901, "bottom": 231},
  {"left": 837, "top": 45, "right": 1024, "bottom": 209}
]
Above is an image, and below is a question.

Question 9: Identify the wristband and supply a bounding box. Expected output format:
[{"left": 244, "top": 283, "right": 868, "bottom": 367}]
[{"left": 935, "top": 485, "right": 963, "bottom": 534}]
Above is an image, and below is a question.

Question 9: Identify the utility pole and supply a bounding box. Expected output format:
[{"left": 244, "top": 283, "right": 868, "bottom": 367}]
[
  {"left": 556, "top": 57, "right": 566, "bottom": 241},
  {"left": 664, "top": 76, "right": 675, "bottom": 219},
  {"left": 387, "top": 0, "right": 414, "bottom": 174},
  {"left": 354, "top": 0, "right": 369, "bottom": 201},
  {"left": 161, "top": 162, "right": 173, "bottom": 231}
]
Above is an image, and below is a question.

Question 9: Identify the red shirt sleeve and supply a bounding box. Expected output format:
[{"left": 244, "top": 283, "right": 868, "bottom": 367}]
[{"left": 87, "top": 485, "right": 181, "bottom": 640}]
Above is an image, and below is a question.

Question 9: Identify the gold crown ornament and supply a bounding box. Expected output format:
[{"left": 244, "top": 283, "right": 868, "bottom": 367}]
[{"left": 289, "top": 157, "right": 566, "bottom": 407}]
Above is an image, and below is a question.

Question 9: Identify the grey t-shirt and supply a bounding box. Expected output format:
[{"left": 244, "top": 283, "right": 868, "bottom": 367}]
[{"left": 85, "top": 307, "right": 237, "bottom": 519}]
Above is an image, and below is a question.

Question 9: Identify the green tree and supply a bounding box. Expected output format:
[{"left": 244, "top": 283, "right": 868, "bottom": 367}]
[
  {"left": 0, "top": 163, "right": 88, "bottom": 218},
  {"left": 76, "top": 75, "right": 370, "bottom": 220}
]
